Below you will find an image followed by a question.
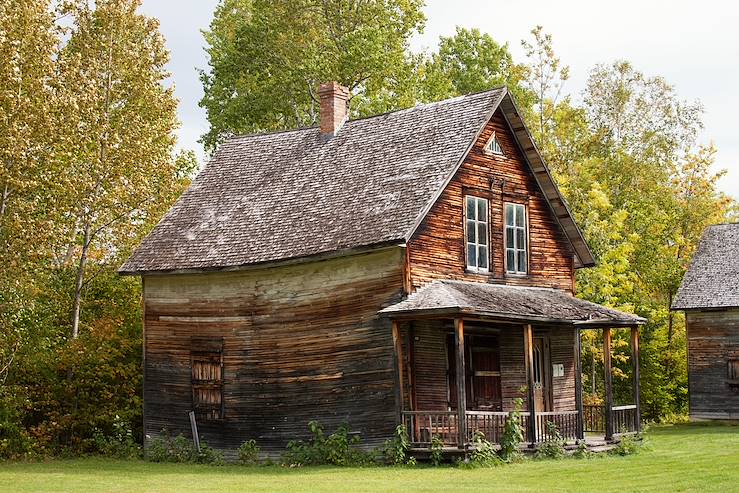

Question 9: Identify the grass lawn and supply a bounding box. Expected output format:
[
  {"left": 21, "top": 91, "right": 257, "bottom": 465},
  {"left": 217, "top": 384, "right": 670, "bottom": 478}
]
[{"left": 0, "top": 423, "right": 737, "bottom": 493}]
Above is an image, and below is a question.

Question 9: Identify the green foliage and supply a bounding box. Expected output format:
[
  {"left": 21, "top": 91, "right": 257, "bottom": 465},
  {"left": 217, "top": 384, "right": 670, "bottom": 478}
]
[
  {"left": 200, "top": 0, "right": 426, "bottom": 152},
  {"left": 499, "top": 398, "right": 524, "bottom": 462},
  {"left": 572, "top": 441, "right": 592, "bottom": 459},
  {"left": 381, "top": 424, "right": 413, "bottom": 466},
  {"left": 237, "top": 439, "right": 260, "bottom": 465},
  {"left": 283, "top": 421, "right": 374, "bottom": 467},
  {"left": 92, "top": 415, "right": 141, "bottom": 459},
  {"left": 460, "top": 431, "right": 501, "bottom": 468},
  {"left": 609, "top": 434, "right": 642, "bottom": 456},
  {"left": 534, "top": 422, "right": 566, "bottom": 460},
  {"left": 429, "top": 435, "right": 444, "bottom": 466},
  {"left": 146, "top": 430, "right": 224, "bottom": 465}
]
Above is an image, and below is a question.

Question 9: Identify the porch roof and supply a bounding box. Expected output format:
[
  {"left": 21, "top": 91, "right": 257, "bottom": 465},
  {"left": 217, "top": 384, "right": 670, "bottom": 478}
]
[{"left": 380, "top": 280, "right": 645, "bottom": 327}]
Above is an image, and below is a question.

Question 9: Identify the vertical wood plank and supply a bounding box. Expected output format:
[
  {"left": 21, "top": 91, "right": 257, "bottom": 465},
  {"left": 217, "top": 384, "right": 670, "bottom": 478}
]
[
  {"left": 631, "top": 325, "right": 641, "bottom": 433},
  {"left": 392, "top": 320, "right": 405, "bottom": 422},
  {"left": 523, "top": 324, "right": 536, "bottom": 446},
  {"left": 574, "top": 327, "right": 584, "bottom": 440},
  {"left": 454, "top": 318, "right": 467, "bottom": 449},
  {"left": 603, "top": 327, "right": 614, "bottom": 440}
]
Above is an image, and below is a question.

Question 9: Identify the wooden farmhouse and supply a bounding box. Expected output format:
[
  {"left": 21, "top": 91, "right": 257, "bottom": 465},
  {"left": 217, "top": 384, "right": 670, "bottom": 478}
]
[
  {"left": 672, "top": 224, "right": 739, "bottom": 420},
  {"left": 120, "top": 83, "right": 646, "bottom": 456}
]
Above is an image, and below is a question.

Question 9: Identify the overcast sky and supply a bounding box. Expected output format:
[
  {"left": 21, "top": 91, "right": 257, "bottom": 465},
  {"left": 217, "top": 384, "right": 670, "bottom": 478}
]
[{"left": 140, "top": 0, "right": 738, "bottom": 199}]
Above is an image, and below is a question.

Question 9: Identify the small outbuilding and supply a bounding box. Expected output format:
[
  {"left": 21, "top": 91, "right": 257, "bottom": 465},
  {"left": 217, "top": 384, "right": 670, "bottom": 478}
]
[{"left": 672, "top": 223, "right": 739, "bottom": 420}]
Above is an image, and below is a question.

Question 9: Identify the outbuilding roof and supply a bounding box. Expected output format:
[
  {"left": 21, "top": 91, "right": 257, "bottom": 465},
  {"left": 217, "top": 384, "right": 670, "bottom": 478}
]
[
  {"left": 672, "top": 223, "right": 739, "bottom": 310},
  {"left": 380, "top": 280, "right": 645, "bottom": 327},
  {"left": 120, "top": 87, "right": 593, "bottom": 274}
]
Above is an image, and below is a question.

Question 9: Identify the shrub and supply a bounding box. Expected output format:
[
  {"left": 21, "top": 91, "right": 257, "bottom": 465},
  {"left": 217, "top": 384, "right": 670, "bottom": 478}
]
[
  {"left": 381, "top": 424, "right": 414, "bottom": 466},
  {"left": 145, "top": 429, "right": 223, "bottom": 465},
  {"left": 460, "top": 431, "right": 502, "bottom": 468},
  {"left": 429, "top": 435, "right": 444, "bottom": 466},
  {"left": 0, "top": 394, "right": 35, "bottom": 459},
  {"left": 92, "top": 414, "right": 141, "bottom": 459},
  {"left": 535, "top": 421, "right": 566, "bottom": 460},
  {"left": 283, "top": 421, "right": 373, "bottom": 466},
  {"left": 499, "top": 398, "right": 524, "bottom": 462},
  {"left": 237, "top": 439, "right": 260, "bottom": 465},
  {"left": 572, "top": 440, "right": 592, "bottom": 459},
  {"left": 609, "top": 433, "right": 642, "bottom": 456}
]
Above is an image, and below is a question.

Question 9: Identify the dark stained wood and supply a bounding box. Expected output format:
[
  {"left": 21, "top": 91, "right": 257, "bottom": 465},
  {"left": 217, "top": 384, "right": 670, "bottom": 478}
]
[
  {"left": 603, "top": 327, "right": 614, "bottom": 440},
  {"left": 523, "top": 324, "right": 536, "bottom": 446},
  {"left": 630, "top": 326, "right": 641, "bottom": 433},
  {"left": 392, "top": 320, "right": 405, "bottom": 423},
  {"left": 407, "top": 110, "right": 576, "bottom": 293},
  {"left": 142, "top": 248, "right": 406, "bottom": 454},
  {"left": 574, "top": 329, "right": 584, "bottom": 440},
  {"left": 685, "top": 310, "right": 739, "bottom": 420},
  {"left": 454, "top": 318, "right": 467, "bottom": 448}
]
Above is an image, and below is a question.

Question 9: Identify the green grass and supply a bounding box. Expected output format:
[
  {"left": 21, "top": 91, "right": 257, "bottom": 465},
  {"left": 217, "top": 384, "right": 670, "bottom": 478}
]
[{"left": 1, "top": 423, "right": 737, "bottom": 492}]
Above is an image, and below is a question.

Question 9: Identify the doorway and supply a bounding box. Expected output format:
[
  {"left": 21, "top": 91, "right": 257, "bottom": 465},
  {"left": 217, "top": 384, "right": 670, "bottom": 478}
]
[{"left": 533, "top": 336, "right": 551, "bottom": 412}]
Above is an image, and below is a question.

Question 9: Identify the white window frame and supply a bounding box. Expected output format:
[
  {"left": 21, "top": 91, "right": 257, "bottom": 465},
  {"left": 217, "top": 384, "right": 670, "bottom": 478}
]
[
  {"left": 465, "top": 195, "right": 489, "bottom": 273},
  {"left": 484, "top": 132, "right": 504, "bottom": 155},
  {"left": 504, "top": 202, "right": 528, "bottom": 275}
]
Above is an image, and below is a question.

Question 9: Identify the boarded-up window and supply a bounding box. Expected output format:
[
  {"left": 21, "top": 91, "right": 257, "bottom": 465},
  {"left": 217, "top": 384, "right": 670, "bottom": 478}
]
[
  {"left": 729, "top": 359, "right": 739, "bottom": 381},
  {"left": 191, "top": 338, "right": 224, "bottom": 421}
]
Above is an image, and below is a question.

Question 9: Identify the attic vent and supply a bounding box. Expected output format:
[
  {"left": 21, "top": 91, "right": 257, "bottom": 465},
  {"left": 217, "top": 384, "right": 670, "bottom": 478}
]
[{"left": 485, "top": 133, "right": 503, "bottom": 155}]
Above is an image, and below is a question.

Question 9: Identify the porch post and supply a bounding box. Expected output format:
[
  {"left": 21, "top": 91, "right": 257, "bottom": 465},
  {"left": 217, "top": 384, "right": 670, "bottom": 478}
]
[
  {"left": 523, "top": 324, "right": 536, "bottom": 446},
  {"left": 391, "top": 320, "right": 405, "bottom": 423},
  {"left": 454, "top": 318, "right": 467, "bottom": 449},
  {"left": 574, "top": 328, "right": 584, "bottom": 441},
  {"left": 631, "top": 325, "right": 641, "bottom": 433},
  {"left": 603, "top": 327, "right": 614, "bottom": 441}
]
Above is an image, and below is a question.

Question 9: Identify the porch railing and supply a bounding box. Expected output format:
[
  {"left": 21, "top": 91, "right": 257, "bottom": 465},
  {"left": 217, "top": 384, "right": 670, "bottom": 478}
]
[
  {"left": 402, "top": 410, "right": 579, "bottom": 447},
  {"left": 583, "top": 404, "right": 638, "bottom": 434}
]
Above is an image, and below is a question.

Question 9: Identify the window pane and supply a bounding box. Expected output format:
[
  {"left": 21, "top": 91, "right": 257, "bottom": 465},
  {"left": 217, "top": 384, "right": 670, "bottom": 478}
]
[
  {"left": 506, "top": 249, "right": 515, "bottom": 271},
  {"left": 516, "top": 228, "right": 525, "bottom": 250},
  {"left": 515, "top": 205, "right": 525, "bottom": 227},
  {"left": 479, "top": 246, "right": 488, "bottom": 269},
  {"left": 468, "top": 244, "right": 477, "bottom": 267},
  {"left": 518, "top": 251, "right": 527, "bottom": 273},
  {"left": 477, "top": 199, "right": 487, "bottom": 223},
  {"left": 467, "top": 197, "right": 476, "bottom": 220},
  {"left": 477, "top": 223, "right": 487, "bottom": 246},
  {"left": 467, "top": 220, "right": 476, "bottom": 243},
  {"left": 505, "top": 204, "right": 513, "bottom": 226},
  {"left": 506, "top": 227, "right": 514, "bottom": 248}
]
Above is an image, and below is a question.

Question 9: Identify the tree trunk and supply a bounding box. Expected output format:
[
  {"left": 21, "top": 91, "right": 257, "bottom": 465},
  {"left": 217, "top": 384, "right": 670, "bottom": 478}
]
[
  {"left": 0, "top": 182, "right": 9, "bottom": 218},
  {"left": 70, "top": 223, "right": 91, "bottom": 339}
]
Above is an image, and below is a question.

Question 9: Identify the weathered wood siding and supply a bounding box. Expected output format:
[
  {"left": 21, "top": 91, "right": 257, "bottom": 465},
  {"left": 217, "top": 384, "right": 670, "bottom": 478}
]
[
  {"left": 686, "top": 310, "right": 739, "bottom": 420},
  {"left": 407, "top": 110, "right": 575, "bottom": 292},
  {"left": 403, "top": 322, "right": 576, "bottom": 412},
  {"left": 142, "top": 248, "right": 405, "bottom": 454}
]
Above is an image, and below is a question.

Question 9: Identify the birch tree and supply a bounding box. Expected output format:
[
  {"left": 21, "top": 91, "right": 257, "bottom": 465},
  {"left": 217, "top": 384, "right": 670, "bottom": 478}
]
[{"left": 56, "top": 0, "right": 183, "bottom": 338}]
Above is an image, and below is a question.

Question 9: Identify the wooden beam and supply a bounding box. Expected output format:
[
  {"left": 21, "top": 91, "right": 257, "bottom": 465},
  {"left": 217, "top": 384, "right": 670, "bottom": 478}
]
[
  {"left": 631, "top": 326, "right": 641, "bottom": 433},
  {"left": 454, "top": 318, "right": 467, "bottom": 449},
  {"left": 391, "top": 320, "right": 405, "bottom": 422},
  {"left": 603, "top": 327, "right": 614, "bottom": 441},
  {"left": 523, "top": 324, "right": 536, "bottom": 446},
  {"left": 574, "top": 328, "right": 584, "bottom": 440}
]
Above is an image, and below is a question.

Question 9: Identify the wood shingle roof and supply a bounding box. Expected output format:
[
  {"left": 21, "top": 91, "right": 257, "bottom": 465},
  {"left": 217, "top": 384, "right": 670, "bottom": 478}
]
[
  {"left": 672, "top": 223, "right": 739, "bottom": 310},
  {"left": 120, "top": 87, "right": 593, "bottom": 274},
  {"left": 379, "top": 279, "right": 645, "bottom": 326}
]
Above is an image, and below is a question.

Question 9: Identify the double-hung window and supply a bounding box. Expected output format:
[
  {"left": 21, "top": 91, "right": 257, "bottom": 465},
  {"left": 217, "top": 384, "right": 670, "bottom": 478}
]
[
  {"left": 465, "top": 196, "right": 489, "bottom": 272},
  {"left": 505, "top": 203, "right": 527, "bottom": 274}
]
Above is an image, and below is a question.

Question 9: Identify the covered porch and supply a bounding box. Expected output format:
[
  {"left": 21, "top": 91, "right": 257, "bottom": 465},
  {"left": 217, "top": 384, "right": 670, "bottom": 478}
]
[{"left": 380, "top": 280, "right": 646, "bottom": 451}]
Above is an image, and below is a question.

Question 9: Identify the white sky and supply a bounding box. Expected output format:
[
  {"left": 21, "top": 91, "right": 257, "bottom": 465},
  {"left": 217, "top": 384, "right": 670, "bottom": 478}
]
[{"left": 140, "top": 0, "right": 739, "bottom": 199}]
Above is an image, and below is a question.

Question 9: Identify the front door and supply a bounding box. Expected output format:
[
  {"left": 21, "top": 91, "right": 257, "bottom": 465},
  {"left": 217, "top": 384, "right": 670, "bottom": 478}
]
[
  {"left": 533, "top": 337, "right": 550, "bottom": 412},
  {"left": 447, "top": 334, "right": 502, "bottom": 411}
]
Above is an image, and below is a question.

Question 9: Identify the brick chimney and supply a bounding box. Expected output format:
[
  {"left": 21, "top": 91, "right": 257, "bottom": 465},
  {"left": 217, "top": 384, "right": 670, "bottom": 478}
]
[{"left": 318, "top": 81, "right": 349, "bottom": 136}]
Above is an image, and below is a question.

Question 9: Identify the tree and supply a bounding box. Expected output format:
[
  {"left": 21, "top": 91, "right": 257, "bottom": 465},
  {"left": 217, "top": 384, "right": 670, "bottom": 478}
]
[
  {"left": 55, "top": 0, "right": 187, "bottom": 338},
  {"left": 521, "top": 25, "right": 569, "bottom": 145},
  {"left": 0, "top": 0, "right": 60, "bottom": 384},
  {"left": 199, "top": 0, "right": 426, "bottom": 152},
  {"left": 419, "top": 27, "right": 532, "bottom": 108}
]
